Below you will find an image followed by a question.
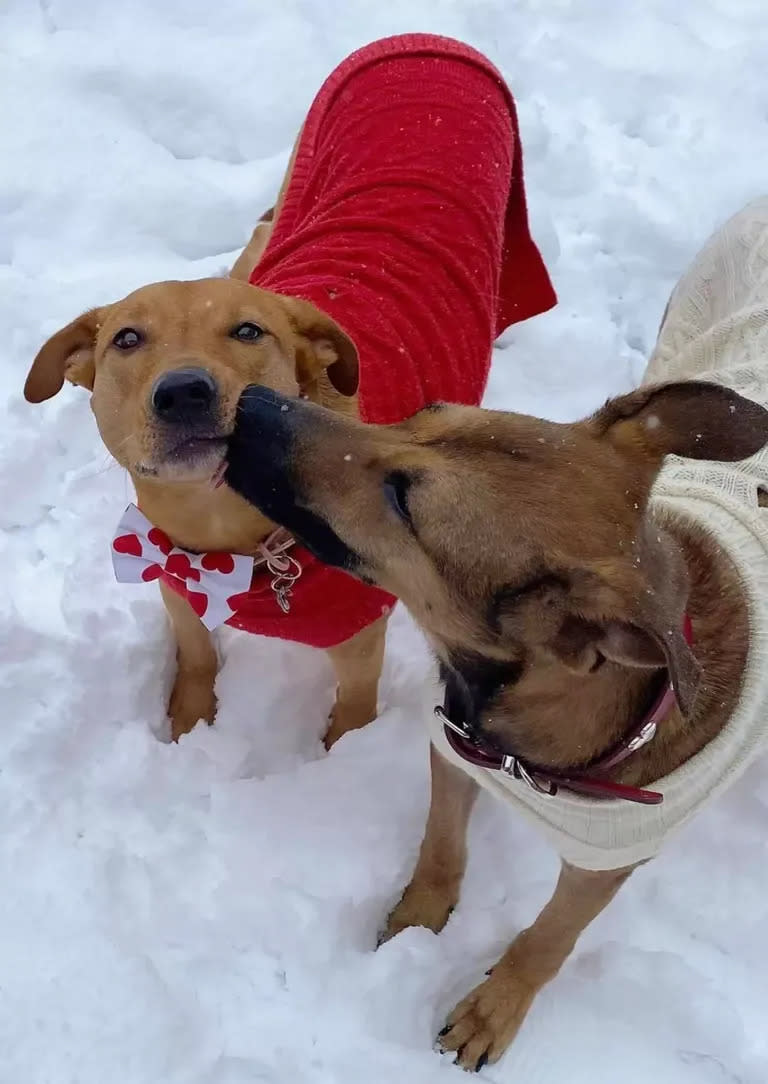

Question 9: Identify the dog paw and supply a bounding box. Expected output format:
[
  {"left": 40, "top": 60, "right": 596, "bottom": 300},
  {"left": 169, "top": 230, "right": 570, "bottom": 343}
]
[
  {"left": 168, "top": 671, "right": 216, "bottom": 742},
  {"left": 323, "top": 698, "right": 377, "bottom": 750},
  {"left": 378, "top": 879, "right": 459, "bottom": 946},
  {"left": 437, "top": 969, "right": 535, "bottom": 1072}
]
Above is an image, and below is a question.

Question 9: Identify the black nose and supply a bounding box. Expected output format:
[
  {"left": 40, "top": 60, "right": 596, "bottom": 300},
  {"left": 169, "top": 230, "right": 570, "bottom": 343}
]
[{"left": 151, "top": 368, "right": 217, "bottom": 422}]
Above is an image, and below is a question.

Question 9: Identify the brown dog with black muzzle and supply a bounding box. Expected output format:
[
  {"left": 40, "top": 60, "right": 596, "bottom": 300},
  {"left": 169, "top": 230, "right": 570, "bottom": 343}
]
[{"left": 223, "top": 201, "right": 768, "bottom": 1068}]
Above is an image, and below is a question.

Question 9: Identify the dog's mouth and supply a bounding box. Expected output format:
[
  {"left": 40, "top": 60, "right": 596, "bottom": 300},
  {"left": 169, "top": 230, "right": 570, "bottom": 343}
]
[
  {"left": 170, "top": 434, "right": 228, "bottom": 462},
  {"left": 136, "top": 433, "right": 229, "bottom": 483}
]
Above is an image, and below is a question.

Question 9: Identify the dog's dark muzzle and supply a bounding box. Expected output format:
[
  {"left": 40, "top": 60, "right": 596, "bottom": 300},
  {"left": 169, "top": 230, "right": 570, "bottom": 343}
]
[
  {"left": 224, "top": 385, "right": 298, "bottom": 506},
  {"left": 224, "top": 385, "right": 360, "bottom": 571}
]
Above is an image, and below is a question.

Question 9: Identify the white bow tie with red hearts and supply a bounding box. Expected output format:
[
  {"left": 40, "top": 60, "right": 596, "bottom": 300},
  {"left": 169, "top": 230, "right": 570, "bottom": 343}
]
[{"left": 111, "top": 504, "right": 255, "bottom": 630}]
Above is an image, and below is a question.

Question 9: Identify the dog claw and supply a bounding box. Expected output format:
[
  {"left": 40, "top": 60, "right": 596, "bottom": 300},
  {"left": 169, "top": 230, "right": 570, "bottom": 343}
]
[{"left": 475, "top": 1054, "right": 488, "bottom": 1073}]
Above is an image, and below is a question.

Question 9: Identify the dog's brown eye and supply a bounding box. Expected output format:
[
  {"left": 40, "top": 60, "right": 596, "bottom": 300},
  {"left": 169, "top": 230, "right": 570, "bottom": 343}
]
[
  {"left": 112, "top": 328, "right": 143, "bottom": 350},
  {"left": 383, "top": 471, "right": 413, "bottom": 526},
  {"left": 232, "top": 322, "right": 264, "bottom": 342}
]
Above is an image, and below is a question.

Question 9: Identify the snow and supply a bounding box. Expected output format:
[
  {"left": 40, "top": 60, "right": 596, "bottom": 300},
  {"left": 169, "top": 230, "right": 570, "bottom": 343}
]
[{"left": 2, "top": 2, "right": 768, "bottom": 1081}]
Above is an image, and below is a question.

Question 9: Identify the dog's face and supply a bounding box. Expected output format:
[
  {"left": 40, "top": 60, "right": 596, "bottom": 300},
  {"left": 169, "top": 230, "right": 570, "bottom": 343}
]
[
  {"left": 225, "top": 381, "right": 768, "bottom": 727},
  {"left": 24, "top": 278, "right": 358, "bottom": 485}
]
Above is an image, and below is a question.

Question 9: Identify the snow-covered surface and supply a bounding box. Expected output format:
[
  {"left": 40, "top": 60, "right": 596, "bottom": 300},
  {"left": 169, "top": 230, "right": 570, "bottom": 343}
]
[{"left": 2, "top": 2, "right": 768, "bottom": 1081}]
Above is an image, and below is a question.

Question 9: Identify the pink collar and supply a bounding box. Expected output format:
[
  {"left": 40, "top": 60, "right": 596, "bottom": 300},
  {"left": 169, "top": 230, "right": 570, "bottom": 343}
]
[{"left": 437, "top": 615, "right": 694, "bottom": 806}]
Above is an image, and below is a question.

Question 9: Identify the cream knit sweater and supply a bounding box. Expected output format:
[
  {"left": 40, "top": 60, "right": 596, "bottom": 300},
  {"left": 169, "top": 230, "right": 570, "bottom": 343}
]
[{"left": 426, "top": 198, "right": 768, "bottom": 871}]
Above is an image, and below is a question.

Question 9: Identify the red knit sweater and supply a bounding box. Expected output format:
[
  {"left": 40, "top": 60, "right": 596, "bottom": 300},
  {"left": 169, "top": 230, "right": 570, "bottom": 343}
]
[{"left": 219, "top": 34, "right": 556, "bottom": 648}]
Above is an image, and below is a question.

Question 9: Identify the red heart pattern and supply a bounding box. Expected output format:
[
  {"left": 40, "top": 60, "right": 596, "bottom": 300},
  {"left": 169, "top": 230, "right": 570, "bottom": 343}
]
[
  {"left": 165, "top": 553, "right": 201, "bottom": 582},
  {"left": 113, "top": 533, "right": 142, "bottom": 557},
  {"left": 227, "top": 590, "right": 251, "bottom": 611},
  {"left": 201, "top": 552, "right": 235, "bottom": 574},
  {"left": 187, "top": 590, "right": 208, "bottom": 619},
  {"left": 148, "top": 527, "right": 173, "bottom": 555},
  {"left": 112, "top": 504, "right": 257, "bottom": 631}
]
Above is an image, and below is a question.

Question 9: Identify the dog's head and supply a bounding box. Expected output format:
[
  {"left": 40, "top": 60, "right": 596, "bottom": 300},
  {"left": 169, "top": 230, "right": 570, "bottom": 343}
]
[
  {"left": 225, "top": 381, "right": 768, "bottom": 729},
  {"left": 24, "top": 278, "right": 358, "bottom": 485}
]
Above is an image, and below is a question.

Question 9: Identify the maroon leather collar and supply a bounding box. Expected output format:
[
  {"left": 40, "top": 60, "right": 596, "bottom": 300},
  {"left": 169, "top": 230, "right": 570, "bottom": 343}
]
[{"left": 437, "top": 615, "right": 694, "bottom": 806}]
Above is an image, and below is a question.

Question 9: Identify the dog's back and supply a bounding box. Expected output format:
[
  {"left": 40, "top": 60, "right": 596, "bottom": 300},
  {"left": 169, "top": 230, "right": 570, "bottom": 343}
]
[
  {"left": 639, "top": 198, "right": 768, "bottom": 862},
  {"left": 647, "top": 198, "right": 768, "bottom": 508},
  {"left": 646, "top": 197, "right": 768, "bottom": 391},
  {"left": 246, "top": 34, "right": 555, "bottom": 426}
]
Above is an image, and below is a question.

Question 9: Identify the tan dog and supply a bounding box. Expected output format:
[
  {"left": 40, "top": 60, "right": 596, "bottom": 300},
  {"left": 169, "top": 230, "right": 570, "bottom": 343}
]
[
  {"left": 22, "top": 33, "right": 556, "bottom": 748},
  {"left": 23, "top": 152, "right": 388, "bottom": 745},
  {"left": 222, "top": 202, "right": 768, "bottom": 1068}
]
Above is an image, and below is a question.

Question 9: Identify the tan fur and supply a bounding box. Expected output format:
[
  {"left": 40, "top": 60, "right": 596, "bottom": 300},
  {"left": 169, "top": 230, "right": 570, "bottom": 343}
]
[
  {"left": 381, "top": 756, "right": 633, "bottom": 1069},
  {"left": 24, "top": 132, "right": 387, "bottom": 745},
  {"left": 380, "top": 744, "right": 478, "bottom": 943},
  {"left": 439, "top": 859, "right": 634, "bottom": 1068},
  {"left": 325, "top": 616, "right": 388, "bottom": 748},
  {"left": 258, "top": 382, "right": 764, "bottom": 1067}
]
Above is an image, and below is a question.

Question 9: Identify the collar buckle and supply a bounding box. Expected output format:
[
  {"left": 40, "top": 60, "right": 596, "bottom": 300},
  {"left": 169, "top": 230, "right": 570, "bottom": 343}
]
[
  {"left": 624, "top": 719, "right": 658, "bottom": 756},
  {"left": 501, "top": 755, "right": 558, "bottom": 796},
  {"left": 433, "top": 704, "right": 473, "bottom": 739}
]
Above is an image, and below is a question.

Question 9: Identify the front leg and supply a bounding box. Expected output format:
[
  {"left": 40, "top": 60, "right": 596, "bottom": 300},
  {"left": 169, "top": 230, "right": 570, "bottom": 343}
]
[
  {"left": 323, "top": 615, "right": 388, "bottom": 749},
  {"left": 160, "top": 581, "right": 218, "bottom": 741},
  {"left": 439, "top": 861, "right": 637, "bottom": 1071},
  {"left": 380, "top": 745, "right": 478, "bottom": 942}
]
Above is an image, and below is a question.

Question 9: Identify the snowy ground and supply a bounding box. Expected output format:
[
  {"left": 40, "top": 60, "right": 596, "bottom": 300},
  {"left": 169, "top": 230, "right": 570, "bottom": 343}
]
[{"left": 2, "top": 1, "right": 768, "bottom": 1081}]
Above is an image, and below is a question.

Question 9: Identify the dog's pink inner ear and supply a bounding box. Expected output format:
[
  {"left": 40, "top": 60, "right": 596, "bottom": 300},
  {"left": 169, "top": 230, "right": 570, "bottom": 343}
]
[
  {"left": 24, "top": 310, "right": 101, "bottom": 403},
  {"left": 591, "top": 380, "right": 768, "bottom": 464}
]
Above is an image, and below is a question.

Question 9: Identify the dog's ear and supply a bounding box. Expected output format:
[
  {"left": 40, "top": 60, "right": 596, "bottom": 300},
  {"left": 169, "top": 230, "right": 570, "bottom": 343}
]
[
  {"left": 589, "top": 380, "right": 768, "bottom": 465},
  {"left": 497, "top": 558, "right": 700, "bottom": 716},
  {"left": 573, "top": 558, "right": 699, "bottom": 716},
  {"left": 25, "top": 309, "right": 103, "bottom": 403},
  {"left": 281, "top": 296, "right": 359, "bottom": 397}
]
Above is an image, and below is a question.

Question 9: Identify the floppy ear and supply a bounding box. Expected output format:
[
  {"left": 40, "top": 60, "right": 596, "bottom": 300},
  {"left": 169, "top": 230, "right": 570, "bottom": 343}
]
[
  {"left": 497, "top": 559, "right": 700, "bottom": 716},
  {"left": 281, "top": 296, "right": 359, "bottom": 398},
  {"left": 578, "top": 557, "right": 700, "bottom": 714},
  {"left": 25, "top": 309, "right": 103, "bottom": 403},
  {"left": 590, "top": 380, "right": 768, "bottom": 464}
]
